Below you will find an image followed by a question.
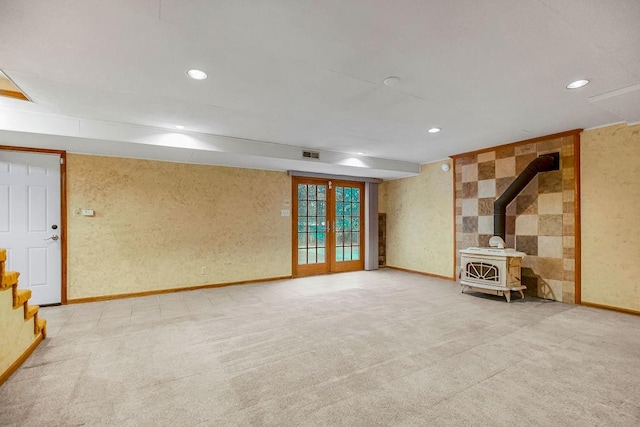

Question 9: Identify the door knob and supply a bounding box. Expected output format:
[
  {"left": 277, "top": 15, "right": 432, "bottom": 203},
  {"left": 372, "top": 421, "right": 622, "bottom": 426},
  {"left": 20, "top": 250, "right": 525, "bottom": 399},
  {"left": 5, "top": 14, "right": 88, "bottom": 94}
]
[{"left": 45, "top": 234, "right": 59, "bottom": 241}]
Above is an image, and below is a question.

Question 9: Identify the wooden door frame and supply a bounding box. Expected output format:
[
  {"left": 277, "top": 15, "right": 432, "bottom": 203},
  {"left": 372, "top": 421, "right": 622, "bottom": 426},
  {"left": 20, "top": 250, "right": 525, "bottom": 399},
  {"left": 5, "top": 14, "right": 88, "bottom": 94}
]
[
  {"left": 330, "top": 180, "right": 365, "bottom": 273},
  {"left": 291, "top": 177, "right": 365, "bottom": 277},
  {"left": 292, "top": 177, "right": 331, "bottom": 277},
  {"left": 0, "top": 145, "right": 67, "bottom": 304}
]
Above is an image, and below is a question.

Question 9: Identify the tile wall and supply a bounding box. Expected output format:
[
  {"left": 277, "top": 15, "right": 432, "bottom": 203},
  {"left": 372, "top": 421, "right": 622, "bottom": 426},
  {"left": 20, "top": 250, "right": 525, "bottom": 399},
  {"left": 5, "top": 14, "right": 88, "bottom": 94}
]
[{"left": 454, "top": 134, "right": 578, "bottom": 303}]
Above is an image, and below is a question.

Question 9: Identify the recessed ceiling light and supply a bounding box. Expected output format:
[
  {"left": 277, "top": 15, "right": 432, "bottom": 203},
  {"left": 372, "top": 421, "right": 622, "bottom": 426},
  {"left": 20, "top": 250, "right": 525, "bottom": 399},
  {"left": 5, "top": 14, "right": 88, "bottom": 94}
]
[
  {"left": 383, "top": 76, "right": 401, "bottom": 87},
  {"left": 356, "top": 152, "right": 364, "bottom": 155},
  {"left": 566, "top": 79, "right": 590, "bottom": 89},
  {"left": 174, "top": 125, "right": 185, "bottom": 130},
  {"left": 186, "top": 69, "right": 208, "bottom": 80},
  {"left": 427, "top": 127, "right": 442, "bottom": 133}
]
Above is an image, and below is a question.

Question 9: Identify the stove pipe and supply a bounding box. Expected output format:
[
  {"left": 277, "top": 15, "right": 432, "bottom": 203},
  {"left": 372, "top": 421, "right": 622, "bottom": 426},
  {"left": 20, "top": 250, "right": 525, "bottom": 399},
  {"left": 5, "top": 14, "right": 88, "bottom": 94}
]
[{"left": 493, "top": 152, "right": 560, "bottom": 240}]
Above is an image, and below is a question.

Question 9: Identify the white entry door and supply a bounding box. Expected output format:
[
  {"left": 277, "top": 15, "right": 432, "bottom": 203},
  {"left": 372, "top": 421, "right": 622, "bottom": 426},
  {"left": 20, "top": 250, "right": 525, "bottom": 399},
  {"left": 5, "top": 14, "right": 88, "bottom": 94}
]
[{"left": 0, "top": 150, "right": 62, "bottom": 305}]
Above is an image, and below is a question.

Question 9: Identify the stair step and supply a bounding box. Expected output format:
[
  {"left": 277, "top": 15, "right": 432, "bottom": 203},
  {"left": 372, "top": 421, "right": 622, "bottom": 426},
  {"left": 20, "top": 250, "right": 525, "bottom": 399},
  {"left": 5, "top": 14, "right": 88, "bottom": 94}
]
[
  {"left": 35, "top": 318, "right": 47, "bottom": 337},
  {"left": 25, "top": 304, "right": 39, "bottom": 320},
  {"left": 1, "top": 271, "right": 20, "bottom": 289},
  {"left": 14, "top": 289, "right": 32, "bottom": 308},
  {"left": 1, "top": 248, "right": 48, "bottom": 343}
]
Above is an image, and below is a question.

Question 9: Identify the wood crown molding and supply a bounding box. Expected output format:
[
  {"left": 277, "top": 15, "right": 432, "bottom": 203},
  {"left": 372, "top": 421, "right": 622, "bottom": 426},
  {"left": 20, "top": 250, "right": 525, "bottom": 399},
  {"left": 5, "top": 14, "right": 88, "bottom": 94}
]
[
  {"left": 450, "top": 129, "right": 583, "bottom": 159},
  {"left": 0, "top": 89, "right": 29, "bottom": 101}
]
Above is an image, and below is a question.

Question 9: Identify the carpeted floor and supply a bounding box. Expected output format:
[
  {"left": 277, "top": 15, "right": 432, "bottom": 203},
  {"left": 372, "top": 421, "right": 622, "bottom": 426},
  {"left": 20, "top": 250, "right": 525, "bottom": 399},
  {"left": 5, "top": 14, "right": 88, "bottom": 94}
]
[{"left": 1, "top": 269, "right": 639, "bottom": 426}]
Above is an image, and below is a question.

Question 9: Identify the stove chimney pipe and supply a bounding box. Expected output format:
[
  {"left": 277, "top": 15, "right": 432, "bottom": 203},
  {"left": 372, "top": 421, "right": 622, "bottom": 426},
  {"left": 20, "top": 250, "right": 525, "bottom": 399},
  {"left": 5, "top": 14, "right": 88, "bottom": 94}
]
[{"left": 493, "top": 153, "right": 559, "bottom": 240}]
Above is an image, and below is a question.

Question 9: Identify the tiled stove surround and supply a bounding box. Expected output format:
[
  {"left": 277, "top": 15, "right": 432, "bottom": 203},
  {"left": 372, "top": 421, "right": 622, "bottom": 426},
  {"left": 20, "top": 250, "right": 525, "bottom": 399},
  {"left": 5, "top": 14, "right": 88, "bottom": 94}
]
[{"left": 453, "top": 132, "right": 579, "bottom": 303}]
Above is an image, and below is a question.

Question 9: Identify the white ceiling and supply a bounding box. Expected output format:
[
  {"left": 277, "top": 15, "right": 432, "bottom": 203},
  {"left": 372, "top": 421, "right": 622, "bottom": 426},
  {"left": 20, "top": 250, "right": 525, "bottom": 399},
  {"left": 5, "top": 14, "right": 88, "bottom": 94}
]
[{"left": 0, "top": 0, "right": 639, "bottom": 179}]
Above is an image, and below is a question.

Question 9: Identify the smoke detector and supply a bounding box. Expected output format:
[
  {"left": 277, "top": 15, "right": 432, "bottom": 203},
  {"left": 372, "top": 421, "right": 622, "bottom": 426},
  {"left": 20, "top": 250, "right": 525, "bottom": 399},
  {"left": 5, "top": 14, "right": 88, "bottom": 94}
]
[{"left": 383, "top": 76, "right": 401, "bottom": 86}]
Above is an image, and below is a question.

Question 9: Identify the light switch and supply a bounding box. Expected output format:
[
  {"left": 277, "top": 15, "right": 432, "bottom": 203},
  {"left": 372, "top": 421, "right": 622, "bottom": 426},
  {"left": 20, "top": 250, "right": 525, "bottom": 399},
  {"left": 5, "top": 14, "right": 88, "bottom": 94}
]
[
  {"left": 82, "top": 209, "right": 95, "bottom": 217},
  {"left": 281, "top": 209, "right": 290, "bottom": 217}
]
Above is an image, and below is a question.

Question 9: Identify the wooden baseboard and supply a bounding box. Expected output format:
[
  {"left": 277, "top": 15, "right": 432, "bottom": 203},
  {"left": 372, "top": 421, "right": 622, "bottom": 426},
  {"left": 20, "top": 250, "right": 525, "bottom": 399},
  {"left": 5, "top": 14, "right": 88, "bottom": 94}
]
[
  {"left": 0, "top": 332, "right": 44, "bottom": 387},
  {"left": 384, "top": 266, "right": 455, "bottom": 281},
  {"left": 67, "top": 275, "right": 293, "bottom": 304},
  {"left": 581, "top": 301, "right": 640, "bottom": 316}
]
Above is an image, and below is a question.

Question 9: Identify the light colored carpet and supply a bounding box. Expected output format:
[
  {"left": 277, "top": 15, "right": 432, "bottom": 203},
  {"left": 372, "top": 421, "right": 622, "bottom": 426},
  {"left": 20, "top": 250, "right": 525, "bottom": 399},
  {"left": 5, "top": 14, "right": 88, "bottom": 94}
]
[{"left": 1, "top": 269, "right": 639, "bottom": 426}]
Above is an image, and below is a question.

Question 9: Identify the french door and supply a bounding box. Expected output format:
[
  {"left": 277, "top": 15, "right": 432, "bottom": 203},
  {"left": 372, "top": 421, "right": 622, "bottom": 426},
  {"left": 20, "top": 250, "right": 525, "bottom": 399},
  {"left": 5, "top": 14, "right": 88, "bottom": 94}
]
[{"left": 293, "top": 177, "right": 364, "bottom": 277}]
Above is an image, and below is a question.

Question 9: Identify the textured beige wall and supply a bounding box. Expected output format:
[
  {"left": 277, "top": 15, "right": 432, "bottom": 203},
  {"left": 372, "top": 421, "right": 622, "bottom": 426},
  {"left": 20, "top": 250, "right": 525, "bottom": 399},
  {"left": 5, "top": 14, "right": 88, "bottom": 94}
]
[
  {"left": 0, "top": 288, "right": 37, "bottom": 375},
  {"left": 378, "top": 183, "right": 387, "bottom": 213},
  {"left": 384, "top": 161, "right": 454, "bottom": 278},
  {"left": 581, "top": 123, "right": 640, "bottom": 312},
  {"left": 67, "top": 155, "right": 291, "bottom": 299}
]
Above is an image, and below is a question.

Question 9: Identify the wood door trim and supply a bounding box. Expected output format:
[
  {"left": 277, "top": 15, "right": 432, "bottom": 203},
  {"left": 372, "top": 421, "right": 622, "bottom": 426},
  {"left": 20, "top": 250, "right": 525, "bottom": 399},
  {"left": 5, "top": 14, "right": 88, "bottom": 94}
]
[
  {"left": 573, "top": 133, "right": 581, "bottom": 305},
  {"left": 452, "top": 158, "right": 458, "bottom": 280},
  {"left": 0, "top": 145, "right": 67, "bottom": 304},
  {"left": 291, "top": 177, "right": 297, "bottom": 277},
  {"left": 60, "top": 151, "right": 67, "bottom": 304},
  {"left": 288, "top": 170, "right": 382, "bottom": 183}
]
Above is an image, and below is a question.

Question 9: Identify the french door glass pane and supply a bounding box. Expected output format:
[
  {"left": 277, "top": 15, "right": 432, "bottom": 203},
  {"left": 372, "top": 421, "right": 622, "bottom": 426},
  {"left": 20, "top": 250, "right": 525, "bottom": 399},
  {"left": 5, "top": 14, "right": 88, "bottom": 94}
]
[
  {"left": 335, "top": 186, "right": 361, "bottom": 262},
  {"left": 297, "top": 183, "right": 327, "bottom": 265},
  {"left": 298, "top": 185, "right": 307, "bottom": 200},
  {"left": 318, "top": 186, "right": 326, "bottom": 200},
  {"left": 298, "top": 249, "right": 307, "bottom": 264}
]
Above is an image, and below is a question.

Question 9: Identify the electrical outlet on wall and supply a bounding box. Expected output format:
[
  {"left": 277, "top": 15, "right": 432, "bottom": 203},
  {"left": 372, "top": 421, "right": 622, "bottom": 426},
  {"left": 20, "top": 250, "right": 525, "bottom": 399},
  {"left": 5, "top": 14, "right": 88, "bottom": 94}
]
[{"left": 201, "top": 267, "right": 207, "bottom": 276}]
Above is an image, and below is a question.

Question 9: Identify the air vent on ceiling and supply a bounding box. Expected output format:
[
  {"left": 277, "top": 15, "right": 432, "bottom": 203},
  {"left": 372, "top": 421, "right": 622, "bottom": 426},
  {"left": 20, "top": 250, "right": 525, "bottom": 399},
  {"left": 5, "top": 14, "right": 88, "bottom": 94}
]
[{"left": 302, "top": 150, "right": 320, "bottom": 159}]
